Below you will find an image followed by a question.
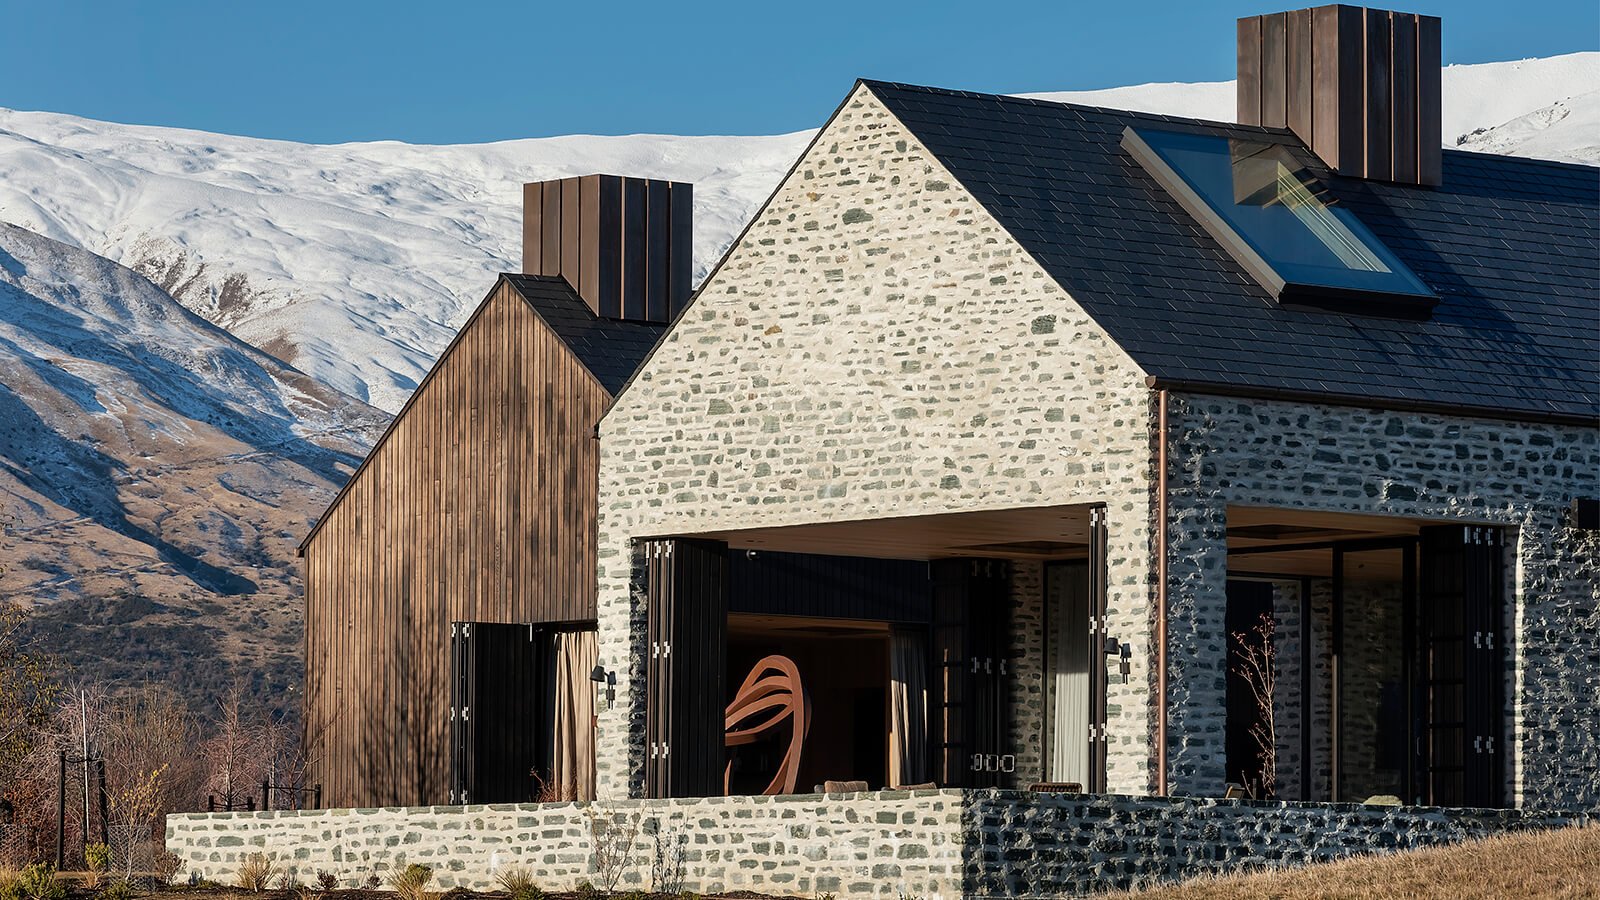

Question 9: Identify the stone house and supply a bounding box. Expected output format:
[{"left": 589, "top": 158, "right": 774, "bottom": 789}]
[
  {"left": 244, "top": 4, "right": 1600, "bottom": 895},
  {"left": 590, "top": 4, "right": 1598, "bottom": 813}
]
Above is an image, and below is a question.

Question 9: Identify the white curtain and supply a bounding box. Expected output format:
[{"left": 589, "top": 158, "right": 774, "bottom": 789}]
[
  {"left": 889, "top": 629, "right": 929, "bottom": 787},
  {"left": 1047, "top": 563, "right": 1090, "bottom": 786},
  {"left": 550, "top": 629, "right": 598, "bottom": 801}
]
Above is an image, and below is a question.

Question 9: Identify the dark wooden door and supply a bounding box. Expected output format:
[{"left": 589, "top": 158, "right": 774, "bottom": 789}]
[
  {"left": 448, "top": 622, "right": 551, "bottom": 804},
  {"left": 930, "top": 558, "right": 1012, "bottom": 788},
  {"left": 642, "top": 539, "right": 729, "bottom": 798},
  {"left": 1086, "top": 505, "right": 1109, "bottom": 793},
  {"left": 1418, "top": 525, "right": 1505, "bottom": 808}
]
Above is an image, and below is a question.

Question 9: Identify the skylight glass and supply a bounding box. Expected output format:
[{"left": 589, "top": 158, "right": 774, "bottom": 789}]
[{"left": 1122, "top": 127, "right": 1437, "bottom": 317}]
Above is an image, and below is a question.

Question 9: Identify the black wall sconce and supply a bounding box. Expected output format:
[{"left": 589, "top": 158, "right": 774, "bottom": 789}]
[
  {"left": 1104, "top": 636, "right": 1133, "bottom": 681},
  {"left": 590, "top": 664, "right": 616, "bottom": 711}
]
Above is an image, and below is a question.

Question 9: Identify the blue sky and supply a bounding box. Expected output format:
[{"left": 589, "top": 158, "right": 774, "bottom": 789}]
[{"left": 3, "top": 1, "right": 1595, "bottom": 144}]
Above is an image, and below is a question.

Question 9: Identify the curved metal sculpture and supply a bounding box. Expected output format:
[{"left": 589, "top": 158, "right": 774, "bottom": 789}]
[{"left": 724, "top": 655, "right": 811, "bottom": 795}]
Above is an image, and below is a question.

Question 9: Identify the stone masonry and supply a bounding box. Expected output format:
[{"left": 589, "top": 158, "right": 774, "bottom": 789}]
[
  {"left": 165, "top": 791, "right": 1585, "bottom": 899},
  {"left": 165, "top": 791, "right": 964, "bottom": 899},
  {"left": 595, "top": 82, "right": 1157, "bottom": 799},
  {"left": 1163, "top": 394, "right": 1600, "bottom": 806}
]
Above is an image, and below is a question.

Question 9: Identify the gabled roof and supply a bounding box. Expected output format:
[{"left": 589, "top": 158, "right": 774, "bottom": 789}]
[
  {"left": 300, "top": 274, "right": 664, "bottom": 554},
  {"left": 503, "top": 274, "right": 668, "bottom": 395},
  {"left": 865, "top": 80, "right": 1599, "bottom": 424}
]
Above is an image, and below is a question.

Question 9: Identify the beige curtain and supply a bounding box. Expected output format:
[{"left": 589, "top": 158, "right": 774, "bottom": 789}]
[
  {"left": 550, "top": 629, "right": 598, "bottom": 801},
  {"left": 889, "top": 629, "right": 929, "bottom": 787},
  {"left": 1047, "top": 563, "right": 1090, "bottom": 786}
]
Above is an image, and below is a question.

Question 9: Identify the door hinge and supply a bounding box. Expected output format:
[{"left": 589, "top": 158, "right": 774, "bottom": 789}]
[{"left": 461, "top": 706, "right": 469, "bottom": 722}]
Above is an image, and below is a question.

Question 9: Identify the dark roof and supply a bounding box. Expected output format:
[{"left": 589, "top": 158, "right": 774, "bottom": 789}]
[
  {"left": 865, "top": 80, "right": 1599, "bottom": 423},
  {"left": 504, "top": 274, "right": 667, "bottom": 395}
]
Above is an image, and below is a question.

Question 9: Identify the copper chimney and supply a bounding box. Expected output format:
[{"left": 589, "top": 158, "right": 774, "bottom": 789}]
[
  {"left": 522, "top": 175, "right": 692, "bottom": 322},
  {"left": 1237, "top": 5, "right": 1442, "bottom": 186}
]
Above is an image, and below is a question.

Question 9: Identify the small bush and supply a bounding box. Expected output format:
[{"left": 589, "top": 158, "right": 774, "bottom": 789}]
[
  {"left": 616, "top": 892, "right": 649, "bottom": 900},
  {"left": 18, "top": 865, "right": 65, "bottom": 900},
  {"left": 0, "top": 868, "right": 22, "bottom": 900},
  {"left": 152, "top": 851, "right": 185, "bottom": 887},
  {"left": 97, "top": 881, "right": 133, "bottom": 900},
  {"left": 385, "top": 864, "right": 432, "bottom": 900},
  {"left": 364, "top": 875, "right": 381, "bottom": 891},
  {"left": 436, "top": 889, "right": 472, "bottom": 900},
  {"left": 573, "top": 881, "right": 600, "bottom": 900},
  {"left": 84, "top": 844, "right": 111, "bottom": 888},
  {"left": 315, "top": 871, "right": 339, "bottom": 892},
  {"left": 276, "top": 871, "right": 303, "bottom": 892},
  {"left": 493, "top": 867, "right": 540, "bottom": 898},
  {"left": 234, "top": 854, "right": 278, "bottom": 893}
]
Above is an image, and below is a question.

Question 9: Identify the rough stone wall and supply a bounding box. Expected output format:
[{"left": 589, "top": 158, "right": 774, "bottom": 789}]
[
  {"left": 1164, "top": 393, "right": 1599, "bottom": 806},
  {"left": 1007, "top": 561, "right": 1046, "bottom": 787},
  {"left": 166, "top": 791, "right": 1585, "bottom": 900},
  {"left": 595, "top": 83, "right": 1156, "bottom": 798},
  {"left": 963, "top": 790, "right": 1586, "bottom": 898},
  {"left": 165, "top": 791, "right": 964, "bottom": 899}
]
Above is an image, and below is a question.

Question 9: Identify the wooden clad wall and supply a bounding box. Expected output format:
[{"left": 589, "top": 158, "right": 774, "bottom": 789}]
[{"left": 302, "top": 280, "right": 611, "bottom": 808}]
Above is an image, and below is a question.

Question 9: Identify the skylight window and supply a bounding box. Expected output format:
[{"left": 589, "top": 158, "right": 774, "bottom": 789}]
[{"left": 1122, "top": 127, "right": 1437, "bottom": 318}]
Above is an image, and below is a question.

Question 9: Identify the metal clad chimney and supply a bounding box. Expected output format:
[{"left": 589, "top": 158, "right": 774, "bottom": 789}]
[
  {"left": 522, "top": 175, "right": 693, "bottom": 322},
  {"left": 1238, "top": 5, "right": 1441, "bottom": 186}
]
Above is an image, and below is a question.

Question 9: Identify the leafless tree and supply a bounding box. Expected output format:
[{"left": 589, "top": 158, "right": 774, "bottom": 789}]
[{"left": 1231, "top": 611, "right": 1278, "bottom": 798}]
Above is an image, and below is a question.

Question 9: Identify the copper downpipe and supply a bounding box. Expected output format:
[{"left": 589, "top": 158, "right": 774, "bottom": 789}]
[{"left": 1155, "top": 388, "right": 1170, "bottom": 797}]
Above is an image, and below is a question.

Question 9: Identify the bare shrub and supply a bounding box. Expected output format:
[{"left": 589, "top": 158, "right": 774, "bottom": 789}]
[
  {"left": 152, "top": 849, "right": 185, "bottom": 887},
  {"left": 1229, "top": 611, "right": 1277, "bottom": 798},
  {"left": 234, "top": 853, "right": 278, "bottom": 892},
  {"left": 586, "top": 807, "right": 642, "bottom": 895}
]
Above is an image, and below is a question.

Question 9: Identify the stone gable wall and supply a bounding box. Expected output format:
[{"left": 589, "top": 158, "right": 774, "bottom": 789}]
[
  {"left": 595, "top": 83, "right": 1158, "bottom": 798},
  {"left": 1163, "top": 393, "right": 1600, "bottom": 807}
]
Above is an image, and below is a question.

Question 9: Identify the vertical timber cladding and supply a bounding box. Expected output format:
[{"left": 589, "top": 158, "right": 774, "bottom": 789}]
[
  {"left": 522, "top": 176, "right": 692, "bottom": 321},
  {"left": 642, "top": 539, "right": 730, "bottom": 799},
  {"left": 1418, "top": 524, "right": 1506, "bottom": 808},
  {"left": 930, "top": 559, "right": 1013, "bottom": 788},
  {"left": 300, "top": 280, "right": 611, "bottom": 808}
]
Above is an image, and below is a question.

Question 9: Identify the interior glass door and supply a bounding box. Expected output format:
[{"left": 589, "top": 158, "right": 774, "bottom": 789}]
[
  {"left": 1044, "top": 562, "right": 1090, "bottom": 787},
  {"left": 1334, "top": 543, "right": 1414, "bottom": 804}
]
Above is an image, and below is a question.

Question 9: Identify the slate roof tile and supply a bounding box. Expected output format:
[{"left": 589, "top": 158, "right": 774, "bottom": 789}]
[
  {"left": 503, "top": 274, "right": 666, "bottom": 396},
  {"left": 863, "top": 80, "right": 1598, "bottom": 422}
]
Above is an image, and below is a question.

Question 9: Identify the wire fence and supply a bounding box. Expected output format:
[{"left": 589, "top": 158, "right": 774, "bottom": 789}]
[
  {"left": 110, "top": 824, "right": 155, "bottom": 880},
  {"left": 0, "top": 825, "right": 33, "bottom": 868}
]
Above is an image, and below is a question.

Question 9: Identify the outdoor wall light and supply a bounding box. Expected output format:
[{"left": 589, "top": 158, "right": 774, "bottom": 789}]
[{"left": 590, "top": 664, "right": 616, "bottom": 710}]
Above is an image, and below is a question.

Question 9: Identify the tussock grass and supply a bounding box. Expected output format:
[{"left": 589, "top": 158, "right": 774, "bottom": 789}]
[{"left": 1122, "top": 822, "right": 1599, "bottom": 899}]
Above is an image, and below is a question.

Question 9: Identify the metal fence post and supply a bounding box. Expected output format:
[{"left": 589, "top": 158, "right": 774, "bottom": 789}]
[
  {"left": 261, "top": 780, "right": 271, "bottom": 813},
  {"left": 96, "top": 759, "right": 108, "bottom": 846},
  {"left": 55, "top": 750, "right": 65, "bottom": 870},
  {"left": 313, "top": 784, "right": 323, "bottom": 810}
]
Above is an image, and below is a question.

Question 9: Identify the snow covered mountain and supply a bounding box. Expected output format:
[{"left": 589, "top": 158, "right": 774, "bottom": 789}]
[
  {"left": 0, "top": 221, "right": 386, "bottom": 705},
  {"left": 0, "top": 53, "right": 1595, "bottom": 414}
]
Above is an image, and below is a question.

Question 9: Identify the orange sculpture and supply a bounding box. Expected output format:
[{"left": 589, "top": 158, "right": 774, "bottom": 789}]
[{"left": 724, "top": 655, "right": 811, "bottom": 795}]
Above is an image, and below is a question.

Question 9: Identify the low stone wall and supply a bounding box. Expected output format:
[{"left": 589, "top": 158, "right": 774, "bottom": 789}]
[
  {"left": 166, "top": 790, "right": 1586, "bottom": 899},
  {"left": 164, "top": 790, "right": 964, "bottom": 899},
  {"left": 964, "top": 791, "right": 1588, "bottom": 898}
]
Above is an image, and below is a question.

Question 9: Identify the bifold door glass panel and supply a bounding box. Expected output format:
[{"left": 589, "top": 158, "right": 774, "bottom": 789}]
[{"left": 1122, "top": 127, "right": 1436, "bottom": 309}]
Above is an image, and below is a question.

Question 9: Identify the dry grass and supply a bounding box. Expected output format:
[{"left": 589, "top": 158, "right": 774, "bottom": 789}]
[{"left": 1122, "top": 823, "right": 1600, "bottom": 899}]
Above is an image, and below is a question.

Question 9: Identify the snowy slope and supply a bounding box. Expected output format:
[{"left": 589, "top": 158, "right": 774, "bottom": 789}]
[
  {"left": 0, "top": 53, "right": 1594, "bottom": 414},
  {"left": 0, "top": 220, "right": 386, "bottom": 703}
]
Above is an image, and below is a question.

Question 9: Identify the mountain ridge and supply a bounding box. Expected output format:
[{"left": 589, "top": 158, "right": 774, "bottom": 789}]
[{"left": 2, "top": 53, "right": 1594, "bottom": 415}]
